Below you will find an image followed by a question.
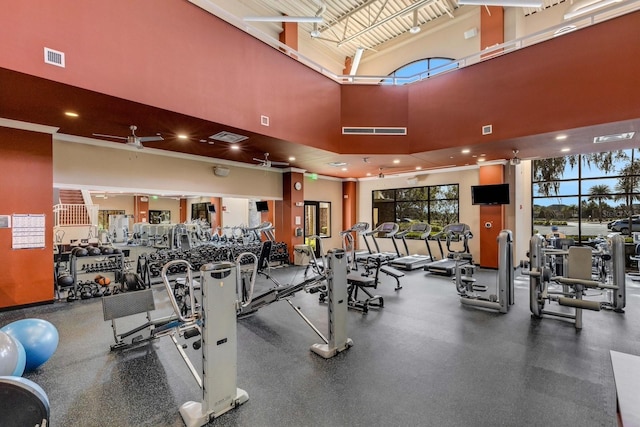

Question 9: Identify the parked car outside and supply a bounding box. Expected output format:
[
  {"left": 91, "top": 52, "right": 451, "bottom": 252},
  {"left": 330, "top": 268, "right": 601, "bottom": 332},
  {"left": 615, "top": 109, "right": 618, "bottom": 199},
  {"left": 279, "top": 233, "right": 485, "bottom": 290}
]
[
  {"left": 607, "top": 214, "right": 640, "bottom": 230},
  {"left": 610, "top": 218, "right": 640, "bottom": 234}
]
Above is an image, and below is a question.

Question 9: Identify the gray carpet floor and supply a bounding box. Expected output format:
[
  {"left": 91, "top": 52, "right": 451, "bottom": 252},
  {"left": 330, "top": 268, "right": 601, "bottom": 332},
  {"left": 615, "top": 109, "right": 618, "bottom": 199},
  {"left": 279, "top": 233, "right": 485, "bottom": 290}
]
[{"left": 1, "top": 255, "right": 638, "bottom": 427}]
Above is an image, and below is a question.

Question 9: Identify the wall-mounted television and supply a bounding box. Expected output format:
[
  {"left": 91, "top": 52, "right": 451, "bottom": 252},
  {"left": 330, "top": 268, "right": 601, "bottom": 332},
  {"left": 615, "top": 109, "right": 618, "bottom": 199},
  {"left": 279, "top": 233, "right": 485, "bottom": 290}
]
[
  {"left": 471, "top": 183, "right": 510, "bottom": 205},
  {"left": 256, "top": 201, "right": 269, "bottom": 212},
  {"left": 207, "top": 204, "right": 216, "bottom": 213}
]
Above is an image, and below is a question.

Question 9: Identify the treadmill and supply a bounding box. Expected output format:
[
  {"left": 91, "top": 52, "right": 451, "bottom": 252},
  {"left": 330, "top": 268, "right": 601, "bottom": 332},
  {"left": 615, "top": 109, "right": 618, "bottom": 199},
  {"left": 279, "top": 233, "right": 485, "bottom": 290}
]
[
  {"left": 424, "top": 223, "right": 473, "bottom": 276},
  {"left": 357, "top": 222, "right": 401, "bottom": 263},
  {"left": 390, "top": 222, "right": 434, "bottom": 270}
]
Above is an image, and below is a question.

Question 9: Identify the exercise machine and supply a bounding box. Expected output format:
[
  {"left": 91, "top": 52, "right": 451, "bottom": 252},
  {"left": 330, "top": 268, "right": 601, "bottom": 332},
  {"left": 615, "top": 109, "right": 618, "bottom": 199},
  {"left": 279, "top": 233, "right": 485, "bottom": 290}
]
[
  {"left": 161, "top": 255, "right": 257, "bottom": 426},
  {"left": 236, "top": 239, "right": 353, "bottom": 357},
  {"left": 424, "top": 223, "right": 473, "bottom": 276},
  {"left": 390, "top": 222, "right": 434, "bottom": 270},
  {"left": 455, "top": 230, "right": 514, "bottom": 313},
  {"left": 357, "top": 222, "right": 402, "bottom": 263},
  {"left": 340, "top": 222, "right": 371, "bottom": 267},
  {"left": 525, "top": 233, "right": 626, "bottom": 329}
]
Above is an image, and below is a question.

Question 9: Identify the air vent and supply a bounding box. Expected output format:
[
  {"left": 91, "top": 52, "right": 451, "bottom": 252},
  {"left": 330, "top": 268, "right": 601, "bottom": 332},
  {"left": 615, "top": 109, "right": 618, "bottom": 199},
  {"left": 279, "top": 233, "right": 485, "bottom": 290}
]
[
  {"left": 209, "top": 131, "right": 248, "bottom": 143},
  {"left": 342, "top": 127, "right": 407, "bottom": 135},
  {"left": 44, "top": 47, "right": 65, "bottom": 67}
]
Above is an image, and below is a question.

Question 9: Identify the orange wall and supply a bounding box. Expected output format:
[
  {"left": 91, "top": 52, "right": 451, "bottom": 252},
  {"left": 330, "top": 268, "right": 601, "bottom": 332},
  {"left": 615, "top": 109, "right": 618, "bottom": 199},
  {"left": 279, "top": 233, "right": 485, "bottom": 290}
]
[
  {"left": 281, "top": 172, "right": 305, "bottom": 262},
  {"left": 0, "top": 127, "right": 54, "bottom": 309},
  {"left": 480, "top": 6, "right": 504, "bottom": 51},
  {"left": 342, "top": 181, "right": 357, "bottom": 231},
  {"left": 478, "top": 165, "right": 505, "bottom": 268}
]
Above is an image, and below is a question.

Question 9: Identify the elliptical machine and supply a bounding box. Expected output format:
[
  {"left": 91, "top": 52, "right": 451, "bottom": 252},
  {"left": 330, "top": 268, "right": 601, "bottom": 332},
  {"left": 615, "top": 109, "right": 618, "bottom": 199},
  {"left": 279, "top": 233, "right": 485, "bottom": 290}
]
[{"left": 455, "top": 230, "right": 514, "bottom": 313}]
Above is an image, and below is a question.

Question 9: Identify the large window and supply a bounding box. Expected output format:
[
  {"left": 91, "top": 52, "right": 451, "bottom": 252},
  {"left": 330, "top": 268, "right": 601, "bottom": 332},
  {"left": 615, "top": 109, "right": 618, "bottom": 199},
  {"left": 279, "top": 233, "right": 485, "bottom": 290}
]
[
  {"left": 381, "top": 57, "right": 457, "bottom": 85},
  {"left": 532, "top": 149, "right": 640, "bottom": 240},
  {"left": 372, "top": 184, "right": 459, "bottom": 233}
]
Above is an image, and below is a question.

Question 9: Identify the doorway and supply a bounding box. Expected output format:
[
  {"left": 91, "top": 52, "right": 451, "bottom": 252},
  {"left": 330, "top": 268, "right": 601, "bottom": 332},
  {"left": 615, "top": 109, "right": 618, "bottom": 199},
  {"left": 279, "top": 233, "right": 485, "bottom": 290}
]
[{"left": 304, "top": 201, "right": 331, "bottom": 257}]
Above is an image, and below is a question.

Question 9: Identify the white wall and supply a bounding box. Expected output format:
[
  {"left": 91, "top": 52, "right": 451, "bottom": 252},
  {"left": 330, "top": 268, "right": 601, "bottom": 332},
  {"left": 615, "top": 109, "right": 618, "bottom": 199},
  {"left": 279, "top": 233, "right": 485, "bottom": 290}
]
[
  {"left": 357, "top": 167, "right": 482, "bottom": 261},
  {"left": 54, "top": 138, "right": 283, "bottom": 199},
  {"left": 90, "top": 194, "right": 134, "bottom": 214},
  {"left": 221, "top": 197, "right": 249, "bottom": 227},
  {"left": 149, "top": 197, "right": 181, "bottom": 224}
]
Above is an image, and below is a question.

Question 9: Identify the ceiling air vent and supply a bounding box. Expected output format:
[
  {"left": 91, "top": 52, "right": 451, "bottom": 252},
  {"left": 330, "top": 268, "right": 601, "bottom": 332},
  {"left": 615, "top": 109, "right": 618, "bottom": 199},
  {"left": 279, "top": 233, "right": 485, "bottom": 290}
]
[
  {"left": 44, "top": 47, "right": 65, "bottom": 67},
  {"left": 342, "top": 127, "right": 407, "bottom": 135},
  {"left": 209, "top": 131, "right": 248, "bottom": 143},
  {"left": 593, "top": 132, "right": 635, "bottom": 144}
]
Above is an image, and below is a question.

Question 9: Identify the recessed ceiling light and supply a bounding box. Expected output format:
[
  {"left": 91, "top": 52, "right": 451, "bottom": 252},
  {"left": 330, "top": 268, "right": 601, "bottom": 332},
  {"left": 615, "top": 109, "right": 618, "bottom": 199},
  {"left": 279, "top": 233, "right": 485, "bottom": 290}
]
[
  {"left": 477, "top": 158, "right": 486, "bottom": 162},
  {"left": 593, "top": 132, "right": 635, "bottom": 144},
  {"left": 480, "top": 153, "right": 486, "bottom": 157},
  {"left": 462, "top": 149, "right": 470, "bottom": 154},
  {"left": 415, "top": 166, "right": 422, "bottom": 170},
  {"left": 64, "top": 111, "right": 79, "bottom": 117},
  {"left": 556, "top": 134, "right": 568, "bottom": 140},
  {"left": 561, "top": 148, "right": 570, "bottom": 152},
  {"left": 178, "top": 134, "right": 188, "bottom": 140},
  {"left": 289, "top": 156, "right": 296, "bottom": 161},
  {"left": 328, "top": 162, "right": 347, "bottom": 167},
  {"left": 341, "top": 167, "right": 347, "bottom": 171},
  {"left": 366, "top": 173, "right": 372, "bottom": 176},
  {"left": 230, "top": 145, "right": 240, "bottom": 150},
  {"left": 393, "top": 159, "right": 400, "bottom": 164}
]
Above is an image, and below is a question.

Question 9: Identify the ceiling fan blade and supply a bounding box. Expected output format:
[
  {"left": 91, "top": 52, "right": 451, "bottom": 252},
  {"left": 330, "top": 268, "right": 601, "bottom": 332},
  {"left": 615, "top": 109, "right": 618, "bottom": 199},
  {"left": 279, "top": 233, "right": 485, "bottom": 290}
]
[
  {"left": 92, "top": 133, "right": 128, "bottom": 140},
  {"left": 253, "top": 158, "right": 266, "bottom": 163},
  {"left": 138, "top": 136, "right": 164, "bottom": 142}
]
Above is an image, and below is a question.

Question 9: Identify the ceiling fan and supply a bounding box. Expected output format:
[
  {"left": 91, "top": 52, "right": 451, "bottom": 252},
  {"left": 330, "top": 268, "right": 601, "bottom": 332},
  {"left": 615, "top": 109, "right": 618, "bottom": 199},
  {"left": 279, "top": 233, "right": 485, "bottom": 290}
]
[
  {"left": 93, "top": 125, "right": 164, "bottom": 149},
  {"left": 253, "top": 153, "right": 289, "bottom": 168}
]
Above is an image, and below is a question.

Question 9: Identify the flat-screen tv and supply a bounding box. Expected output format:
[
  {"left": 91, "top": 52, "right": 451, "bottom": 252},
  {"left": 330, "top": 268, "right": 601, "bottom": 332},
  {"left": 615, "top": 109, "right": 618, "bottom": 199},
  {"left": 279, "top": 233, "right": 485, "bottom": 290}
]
[
  {"left": 207, "top": 204, "right": 216, "bottom": 213},
  {"left": 471, "top": 183, "right": 510, "bottom": 205},
  {"left": 256, "top": 201, "right": 269, "bottom": 212}
]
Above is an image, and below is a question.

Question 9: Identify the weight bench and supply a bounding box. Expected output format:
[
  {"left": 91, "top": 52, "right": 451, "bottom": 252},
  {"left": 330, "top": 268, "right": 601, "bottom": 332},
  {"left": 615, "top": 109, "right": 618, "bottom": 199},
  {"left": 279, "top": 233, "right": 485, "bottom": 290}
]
[
  {"left": 362, "top": 256, "right": 405, "bottom": 290},
  {"left": 344, "top": 273, "right": 383, "bottom": 314}
]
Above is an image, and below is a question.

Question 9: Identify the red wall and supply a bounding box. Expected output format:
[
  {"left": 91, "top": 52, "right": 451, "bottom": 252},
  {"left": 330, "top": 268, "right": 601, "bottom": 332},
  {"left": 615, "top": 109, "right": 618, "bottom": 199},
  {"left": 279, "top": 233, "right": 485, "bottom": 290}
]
[
  {"left": 342, "top": 12, "right": 640, "bottom": 154},
  {"left": 0, "top": 1, "right": 340, "bottom": 153},
  {"left": 0, "top": 127, "right": 54, "bottom": 309}
]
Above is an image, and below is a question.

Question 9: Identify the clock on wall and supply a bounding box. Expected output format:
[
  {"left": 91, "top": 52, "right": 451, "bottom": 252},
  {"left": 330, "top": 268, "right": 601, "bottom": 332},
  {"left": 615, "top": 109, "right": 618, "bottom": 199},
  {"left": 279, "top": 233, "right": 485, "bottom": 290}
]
[{"left": 294, "top": 181, "right": 302, "bottom": 191}]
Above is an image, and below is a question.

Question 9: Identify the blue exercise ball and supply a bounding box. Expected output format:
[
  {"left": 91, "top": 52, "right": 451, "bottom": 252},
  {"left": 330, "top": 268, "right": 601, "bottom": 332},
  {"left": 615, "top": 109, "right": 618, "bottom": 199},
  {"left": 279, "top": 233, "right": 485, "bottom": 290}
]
[
  {"left": 1, "top": 319, "right": 59, "bottom": 372},
  {"left": 12, "top": 338, "right": 26, "bottom": 376},
  {"left": 0, "top": 331, "right": 21, "bottom": 376}
]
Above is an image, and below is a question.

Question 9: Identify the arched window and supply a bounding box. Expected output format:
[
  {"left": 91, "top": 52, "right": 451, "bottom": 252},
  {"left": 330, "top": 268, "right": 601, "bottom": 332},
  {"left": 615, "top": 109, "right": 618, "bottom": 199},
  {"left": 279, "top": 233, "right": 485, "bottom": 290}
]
[{"left": 382, "top": 57, "right": 457, "bottom": 85}]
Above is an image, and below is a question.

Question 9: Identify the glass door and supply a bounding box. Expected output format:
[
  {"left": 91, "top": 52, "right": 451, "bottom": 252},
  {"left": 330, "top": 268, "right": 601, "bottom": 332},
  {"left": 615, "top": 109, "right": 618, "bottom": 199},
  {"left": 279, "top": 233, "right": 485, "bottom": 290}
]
[{"left": 304, "top": 201, "right": 331, "bottom": 257}]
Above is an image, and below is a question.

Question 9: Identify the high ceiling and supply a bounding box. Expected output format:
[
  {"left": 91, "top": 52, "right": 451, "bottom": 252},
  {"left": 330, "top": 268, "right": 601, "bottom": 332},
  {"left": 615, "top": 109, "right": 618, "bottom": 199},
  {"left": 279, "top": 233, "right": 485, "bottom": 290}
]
[{"left": 1, "top": 0, "right": 639, "bottom": 182}]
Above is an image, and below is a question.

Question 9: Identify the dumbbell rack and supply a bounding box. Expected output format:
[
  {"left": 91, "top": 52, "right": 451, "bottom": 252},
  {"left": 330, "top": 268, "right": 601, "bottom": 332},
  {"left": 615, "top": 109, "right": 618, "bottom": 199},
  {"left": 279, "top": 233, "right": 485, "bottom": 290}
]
[{"left": 69, "top": 252, "right": 125, "bottom": 296}]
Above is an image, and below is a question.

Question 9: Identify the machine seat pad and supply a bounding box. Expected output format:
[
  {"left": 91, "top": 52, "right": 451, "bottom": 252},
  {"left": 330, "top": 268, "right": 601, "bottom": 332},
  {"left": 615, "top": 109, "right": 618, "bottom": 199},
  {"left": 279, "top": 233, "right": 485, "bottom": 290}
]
[{"left": 347, "top": 273, "right": 375, "bottom": 286}]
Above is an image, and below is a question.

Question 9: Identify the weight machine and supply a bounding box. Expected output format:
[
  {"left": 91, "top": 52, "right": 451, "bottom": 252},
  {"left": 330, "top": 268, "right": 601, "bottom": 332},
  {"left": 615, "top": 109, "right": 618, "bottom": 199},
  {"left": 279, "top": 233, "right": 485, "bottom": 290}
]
[
  {"left": 525, "top": 234, "right": 626, "bottom": 329},
  {"left": 156, "top": 247, "right": 352, "bottom": 426},
  {"left": 455, "top": 230, "right": 514, "bottom": 313}
]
